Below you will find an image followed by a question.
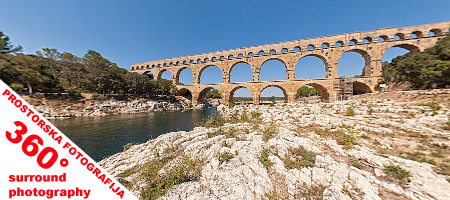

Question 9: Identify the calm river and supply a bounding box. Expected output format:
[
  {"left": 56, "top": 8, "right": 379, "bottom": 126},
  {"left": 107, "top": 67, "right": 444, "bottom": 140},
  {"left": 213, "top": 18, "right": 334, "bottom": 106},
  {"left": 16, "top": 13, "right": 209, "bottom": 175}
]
[{"left": 50, "top": 108, "right": 217, "bottom": 161}]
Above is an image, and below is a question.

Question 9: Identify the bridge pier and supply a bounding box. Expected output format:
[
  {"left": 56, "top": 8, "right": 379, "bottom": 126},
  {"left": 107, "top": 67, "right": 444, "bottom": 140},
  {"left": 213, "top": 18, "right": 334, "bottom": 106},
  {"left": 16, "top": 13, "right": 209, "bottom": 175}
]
[
  {"left": 287, "top": 93, "right": 296, "bottom": 103},
  {"left": 252, "top": 94, "right": 260, "bottom": 105}
]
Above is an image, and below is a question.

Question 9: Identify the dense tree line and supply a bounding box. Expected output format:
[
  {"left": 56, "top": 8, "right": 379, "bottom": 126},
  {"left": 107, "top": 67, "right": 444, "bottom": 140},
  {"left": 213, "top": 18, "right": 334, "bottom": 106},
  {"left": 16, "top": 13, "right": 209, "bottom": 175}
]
[
  {"left": 0, "top": 32, "right": 175, "bottom": 98},
  {"left": 296, "top": 86, "right": 318, "bottom": 98},
  {"left": 382, "top": 33, "right": 450, "bottom": 88}
]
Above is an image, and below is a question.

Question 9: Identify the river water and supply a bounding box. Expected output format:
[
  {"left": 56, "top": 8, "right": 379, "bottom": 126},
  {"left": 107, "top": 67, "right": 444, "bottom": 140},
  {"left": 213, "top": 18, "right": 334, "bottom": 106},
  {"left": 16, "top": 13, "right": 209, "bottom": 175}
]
[{"left": 49, "top": 108, "right": 217, "bottom": 161}]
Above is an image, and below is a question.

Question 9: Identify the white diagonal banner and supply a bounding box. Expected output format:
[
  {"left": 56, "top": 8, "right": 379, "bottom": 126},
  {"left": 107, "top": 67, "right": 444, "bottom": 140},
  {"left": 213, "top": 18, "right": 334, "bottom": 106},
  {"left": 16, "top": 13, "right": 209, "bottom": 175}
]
[{"left": 0, "top": 79, "right": 138, "bottom": 200}]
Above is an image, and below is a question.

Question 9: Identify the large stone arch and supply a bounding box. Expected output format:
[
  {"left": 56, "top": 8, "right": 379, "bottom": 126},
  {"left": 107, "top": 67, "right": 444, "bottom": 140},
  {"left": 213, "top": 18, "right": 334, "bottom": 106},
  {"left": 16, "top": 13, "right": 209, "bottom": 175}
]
[
  {"left": 177, "top": 87, "right": 193, "bottom": 101},
  {"left": 353, "top": 81, "right": 373, "bottom": 95},
  {"left": 302, "top": 83, "right": 330, "bottom": 101},
  {"left": 229, "top": 85, "right": 253, "bottom": 104},
  {"left": 175, "top": 67, "right": 193, "bottom": 85},
  {"left": 256, "top": 58, "right": 289, "bottom": 81},
  {"left": 197, "top": 65, "right": 225, "bottom": 84},
  {"left": 197, "top": 87, "right": 223, "bottom": 105},
  {"left": 295, "top": 54, "right": 329, "bottom": 79},
  {"left": 337, "top": 49, "right": 371, "bottom": 77},
  {"left": 258, "top": 58, "right": 288, "bottom": 71},
  {"left": 228, "top": 61, "right": 254, "bottom": 83},
  {"left": 256, "top": 84, "right": 288, "bottom": 104},
  {"left": 382, "top": 43, "right": 421, "bottom": 55},
  {"left": 157, "top": 69, "right": 171, "bottom": 80}
]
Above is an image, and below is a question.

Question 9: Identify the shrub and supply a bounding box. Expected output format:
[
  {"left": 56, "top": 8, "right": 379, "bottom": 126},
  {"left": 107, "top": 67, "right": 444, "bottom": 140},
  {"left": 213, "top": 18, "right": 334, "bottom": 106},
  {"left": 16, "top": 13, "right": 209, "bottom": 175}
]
[
  {"left": 250, "top": 111, "right": 262, "bottom": 120},
  {"left": 228, "top": 101, "right": 236, "bottom": 108},
  {"left": 118, "top": 168, "right": 135, "bottom": 178},
  {"left": 422, "top": 101, "right": 441, "bottom": 111},
  {"left": 221, "top": 140, "right": 231, "bottom": 148},
  {"left": 122, "top": 142, "right": 134, "bottom": 151},
  {"left": 218, "top": 152, "right": 234, "bottom": 163},
  {"left": 367, "top": 107, "right": 374, "bottom": 115},
  {"left": 314, "top": 128, "right": 357, "bottom": 149},
  {"left": 262, "top": 126, "right": 278, "bottom": 142},
  {"left": 225, "top": 127, "right": 237, "bottom": 138},
  {"left": 383, "top": 165, "right": 411, "bottom": 182},
  {"left": 140, "top": 155, "right": 202, "bottom": 200},
  {"left": 337, "top": 133, "right": 358, "bottom": 150},
  {"left": 240, "top": 112, "right": 249, "bottom": 122},
  {"left": 406, "top": 151, "right": 437, "bottom": 165},
  {"left": 259, "top": 147, "right": 273, "bottom": 168},
  {"left": 294, "top": 183, "right": 324, "bottom": 200},
  {"left": 282, "top": 146, "right": 317, "bottom": 169},
  {"left": 431, "top": 149, "right": 443, "bottom": 158},
  {"left": 346, "top": 107, "right": 355, "bottom": 116},
  {"left": 10, "top": 83, "right": 24, "bottom": 91},
  {"left": 351, "top": 160, "right": 364, "bottom": 169},
  {"left": 203, "top": 114, "right": 225, "bottom": 128},
  {"left": 207, "top": 128, "right": 224, "bottom": 138}
]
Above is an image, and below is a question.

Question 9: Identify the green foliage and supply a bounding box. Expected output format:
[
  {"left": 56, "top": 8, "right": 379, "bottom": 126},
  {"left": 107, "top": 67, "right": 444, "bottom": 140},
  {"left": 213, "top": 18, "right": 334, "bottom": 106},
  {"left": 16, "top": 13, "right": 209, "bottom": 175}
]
[
  {"left": 351, "top": 160, "right": 364, "bottom": 169},
  {"left": 282, "top": 146, "right": 317, "bottom": 169},
  {"left": 314, "top": 128, "right": 357, "bottom": 149},
  {"left": 259, "top": 147, "right": 273, "bottom": 168},
  {"left": 431, "top": 149, "right": 443, "bottom": 158},
  {"left": 204, "top": 88, "right": 221, "bottom": 99},
  {"left": 338, "top": 133, "right": 358, "bottom": 150},
  {"left": 421, "top": 101, "right": 441, "bottom": 111},
  {"left": 405, "top": 151, "right": 437, "bottom": 165},
  {"left": 382, "top": 33, "right": 450, "bottom": 88},
  {"left": 296, "top": 85, "right": 318, "bottom": 99},
  {"left": 264, "top": 191, "right": 278, "bottom": 200},
  {"left": 0, "top": 46, "right": 175, "bottom": 97},
  {"left": 367, "top": 107, "right": 374, "bottom": 115},
  {"left": 346, "top": 107, "right": 355, "bottom": 116},
  {"left": 228, "top": 101, "right": 236, "bottom": 108},
  {"left": 240, "top": 111, "right": 249, "bottom": 122},
  {"left": 123, "top": 142, "right": 134, "bottom": 151},
  {"left": 221, "top": 140, "right": 231, "bottom": 148},
  {"left": 262, "top": 126, "right": 278, "bottom": 142},
  {"left": 218, "top": 152, "right": 234, "bottom": 163},
  {"left": 0, "top": 31, "right": 22, "bottom": 54},
  {"left": 250, "top": 111, "right": 262, "bottom": 119},
  {"left": 140, "top": 155, "right": 202, "bottom": 200},
  {"left": 383, "top": 165, "right": 411, "bottom": 182},
  {"left": 207, "top": 128, "right": 224, "bottom": 138},
  {"left": 203, "top": 114, "right": 225, "bottom": 128}
]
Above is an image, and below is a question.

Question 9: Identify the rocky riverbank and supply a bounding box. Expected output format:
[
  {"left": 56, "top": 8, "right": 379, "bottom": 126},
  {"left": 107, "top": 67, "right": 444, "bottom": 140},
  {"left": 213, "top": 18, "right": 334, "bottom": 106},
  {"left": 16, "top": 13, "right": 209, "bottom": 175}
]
[
  {"left": 100, "top": 92, "right": 450, "bottom": 200},
  {"left": 22, "top": 94, "right": 194, "bottom": 118}
]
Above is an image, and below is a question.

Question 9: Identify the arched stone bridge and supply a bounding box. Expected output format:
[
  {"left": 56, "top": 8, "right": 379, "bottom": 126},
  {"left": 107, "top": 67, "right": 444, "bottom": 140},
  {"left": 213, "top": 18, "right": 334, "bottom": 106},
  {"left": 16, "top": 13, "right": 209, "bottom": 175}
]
[{"left": 130, "top": 21, "right": 450, "bottom": 105}]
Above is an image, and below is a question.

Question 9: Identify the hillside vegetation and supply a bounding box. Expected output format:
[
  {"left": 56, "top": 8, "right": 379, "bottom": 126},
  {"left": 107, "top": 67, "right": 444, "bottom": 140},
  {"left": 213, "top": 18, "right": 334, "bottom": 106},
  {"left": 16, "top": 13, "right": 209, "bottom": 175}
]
[
  {"left": 382, "top": 33, "right": 450, "bottom": 88},
  {"left": 0, "top": 32, "right": 174, "bottom": 98}
]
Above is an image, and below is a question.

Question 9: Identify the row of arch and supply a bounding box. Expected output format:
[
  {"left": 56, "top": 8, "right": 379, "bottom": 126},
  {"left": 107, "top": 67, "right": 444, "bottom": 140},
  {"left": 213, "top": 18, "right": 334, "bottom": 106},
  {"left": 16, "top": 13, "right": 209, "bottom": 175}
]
[
  {"left": 178, "top": 81, "right": 373, "bottom": 105},
  {"left": 132, "top": 27, "right": 445, "bottom": 71},
  {"left": 149, "top": 43, "right": 419, "bottom": 85}
]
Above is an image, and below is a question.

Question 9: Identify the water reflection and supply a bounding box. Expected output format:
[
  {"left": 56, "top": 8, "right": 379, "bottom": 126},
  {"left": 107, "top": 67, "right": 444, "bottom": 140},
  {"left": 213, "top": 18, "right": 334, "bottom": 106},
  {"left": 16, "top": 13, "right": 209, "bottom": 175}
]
[{"left": 50, "top": 108, "right": 217, "bottom": 161}]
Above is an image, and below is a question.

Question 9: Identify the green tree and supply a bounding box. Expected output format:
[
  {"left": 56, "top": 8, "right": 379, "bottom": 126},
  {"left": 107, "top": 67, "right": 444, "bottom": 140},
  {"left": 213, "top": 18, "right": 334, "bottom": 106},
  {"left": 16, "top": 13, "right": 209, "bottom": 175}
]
[
  {"left": 382, "top": 33, "right": 450, "bottom": 88},
  {"left": 0, "top": 31, "right": 22, "bottom": 54},
  {"left": 0, "top": 33, "right": 178, "bottom": 98},
  {"left": 205, "top": 89, "right": 221, "bottom": 99},
  {"left": 296, "top": 85, "right": 318, "bottom": 98}
]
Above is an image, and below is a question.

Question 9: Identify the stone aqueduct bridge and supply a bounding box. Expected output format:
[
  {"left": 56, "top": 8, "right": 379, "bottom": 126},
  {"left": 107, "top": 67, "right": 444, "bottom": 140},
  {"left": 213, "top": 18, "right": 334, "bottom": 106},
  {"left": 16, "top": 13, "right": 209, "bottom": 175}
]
[{"left": 130, "top": 22, "right": 450, "bottom": 105}]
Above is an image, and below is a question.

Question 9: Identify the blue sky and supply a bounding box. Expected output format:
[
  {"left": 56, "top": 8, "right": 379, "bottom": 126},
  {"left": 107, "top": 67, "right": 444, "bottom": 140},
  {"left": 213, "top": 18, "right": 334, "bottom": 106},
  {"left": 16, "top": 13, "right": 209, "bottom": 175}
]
[{"left": 1, "top": 0, "right": 449, "bottom": 97}]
